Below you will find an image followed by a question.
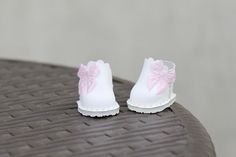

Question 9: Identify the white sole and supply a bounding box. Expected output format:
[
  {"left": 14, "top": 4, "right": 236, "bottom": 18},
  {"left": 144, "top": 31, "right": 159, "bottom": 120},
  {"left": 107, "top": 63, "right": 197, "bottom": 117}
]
[
  {"left": 77, "top": 101, "right": 119, "bottom": 117},
  {"left": 127, "top": 95, "right": 176, "bottom": 113}
]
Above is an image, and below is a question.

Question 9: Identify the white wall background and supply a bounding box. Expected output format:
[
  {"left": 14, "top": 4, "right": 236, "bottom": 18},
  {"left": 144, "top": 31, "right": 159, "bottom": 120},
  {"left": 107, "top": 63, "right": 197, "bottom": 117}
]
[{"left": 0, "top": 0, "right": 236, "bottom": 156}]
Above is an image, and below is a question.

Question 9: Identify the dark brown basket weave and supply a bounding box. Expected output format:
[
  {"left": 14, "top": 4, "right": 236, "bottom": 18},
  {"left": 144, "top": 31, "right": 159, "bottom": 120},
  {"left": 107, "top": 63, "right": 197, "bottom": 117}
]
[{"left": 0, "top": 59, "right": 215, "bottom": 157}]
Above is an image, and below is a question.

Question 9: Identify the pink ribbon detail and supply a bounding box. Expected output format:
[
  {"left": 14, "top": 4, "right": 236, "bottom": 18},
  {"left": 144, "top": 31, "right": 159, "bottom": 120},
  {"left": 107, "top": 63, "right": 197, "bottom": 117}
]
[
  {"left": 77, "top": 62, "right": 100, "bottom": 94},
  {"left": 147, "top": 60, "right": 176, "bottom": 94}
]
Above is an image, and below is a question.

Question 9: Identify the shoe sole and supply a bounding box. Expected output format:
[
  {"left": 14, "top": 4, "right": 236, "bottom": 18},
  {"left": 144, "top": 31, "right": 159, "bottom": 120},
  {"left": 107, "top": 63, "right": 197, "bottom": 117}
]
[
  {"left": 127, "top": 94, "right": 176, "bottom": 113},
  {"left": 77, "top": 101, "right": 119, "bottom": 117}
]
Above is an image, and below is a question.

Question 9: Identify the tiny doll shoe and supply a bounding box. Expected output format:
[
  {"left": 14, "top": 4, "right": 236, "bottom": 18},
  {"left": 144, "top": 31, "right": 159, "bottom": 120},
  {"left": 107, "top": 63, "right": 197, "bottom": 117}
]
[
  {"left": 127, "top": 58, "right": 176, "bottom": 113},
  {"left": 77, "top": 60, "right": 119, "bottom": 117}
]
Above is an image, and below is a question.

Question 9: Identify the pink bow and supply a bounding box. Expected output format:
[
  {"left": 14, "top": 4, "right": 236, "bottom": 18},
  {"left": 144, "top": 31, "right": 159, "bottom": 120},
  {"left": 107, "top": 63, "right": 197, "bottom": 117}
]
[
  {"left": 147, "top": 60, "right": 176, "bottom": 94},
  {"left": 77, "top": 63, "right": 100, "bottom": 94}
]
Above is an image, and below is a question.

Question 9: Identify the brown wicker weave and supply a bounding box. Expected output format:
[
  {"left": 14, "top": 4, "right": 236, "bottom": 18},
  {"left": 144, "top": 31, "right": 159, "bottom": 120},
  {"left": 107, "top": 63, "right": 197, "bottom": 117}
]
[{"left": 0, "top": 59, "right": 215, "bottom": 157}]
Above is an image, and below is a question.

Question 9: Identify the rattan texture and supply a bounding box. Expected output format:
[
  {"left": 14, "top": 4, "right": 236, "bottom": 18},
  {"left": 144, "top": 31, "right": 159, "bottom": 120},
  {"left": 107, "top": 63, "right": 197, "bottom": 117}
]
[{"left": 0, "top": 60, "right": 215, "bottom": 157}]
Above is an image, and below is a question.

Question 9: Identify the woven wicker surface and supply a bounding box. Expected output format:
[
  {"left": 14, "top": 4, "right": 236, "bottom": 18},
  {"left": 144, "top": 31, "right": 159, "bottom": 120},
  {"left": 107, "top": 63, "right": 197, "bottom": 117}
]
[{"left": 0, "top": 59, "right": 215, "bottom": 157}]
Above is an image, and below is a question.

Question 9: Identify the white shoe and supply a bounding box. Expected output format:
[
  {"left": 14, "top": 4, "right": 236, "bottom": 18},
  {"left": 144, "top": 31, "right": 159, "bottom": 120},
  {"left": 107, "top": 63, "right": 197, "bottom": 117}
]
[
  {"left": 77, "top": 60, "right": 119, "bottom": 117},
  {"left": 127, "top": 58, "right": 176, "bottom": 113}
]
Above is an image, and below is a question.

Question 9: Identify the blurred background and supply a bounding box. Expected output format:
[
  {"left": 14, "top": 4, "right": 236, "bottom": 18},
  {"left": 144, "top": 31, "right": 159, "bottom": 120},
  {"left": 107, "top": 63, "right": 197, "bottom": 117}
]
[{"left": 0, "top": 0, "right": 235, "bottom": 156}]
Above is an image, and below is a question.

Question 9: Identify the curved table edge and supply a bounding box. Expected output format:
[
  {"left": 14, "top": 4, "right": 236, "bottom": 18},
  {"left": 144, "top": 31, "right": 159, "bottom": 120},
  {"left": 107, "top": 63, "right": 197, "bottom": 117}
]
[{"left": 172, "top": 103, "right": 216, "bottom": 157}]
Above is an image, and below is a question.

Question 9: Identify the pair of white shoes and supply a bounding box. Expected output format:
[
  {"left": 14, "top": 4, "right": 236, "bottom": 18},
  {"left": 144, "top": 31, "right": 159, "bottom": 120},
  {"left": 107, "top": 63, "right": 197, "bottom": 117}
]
[{"left": 77, "top": 58, "right": 176, "bottom": 117}]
